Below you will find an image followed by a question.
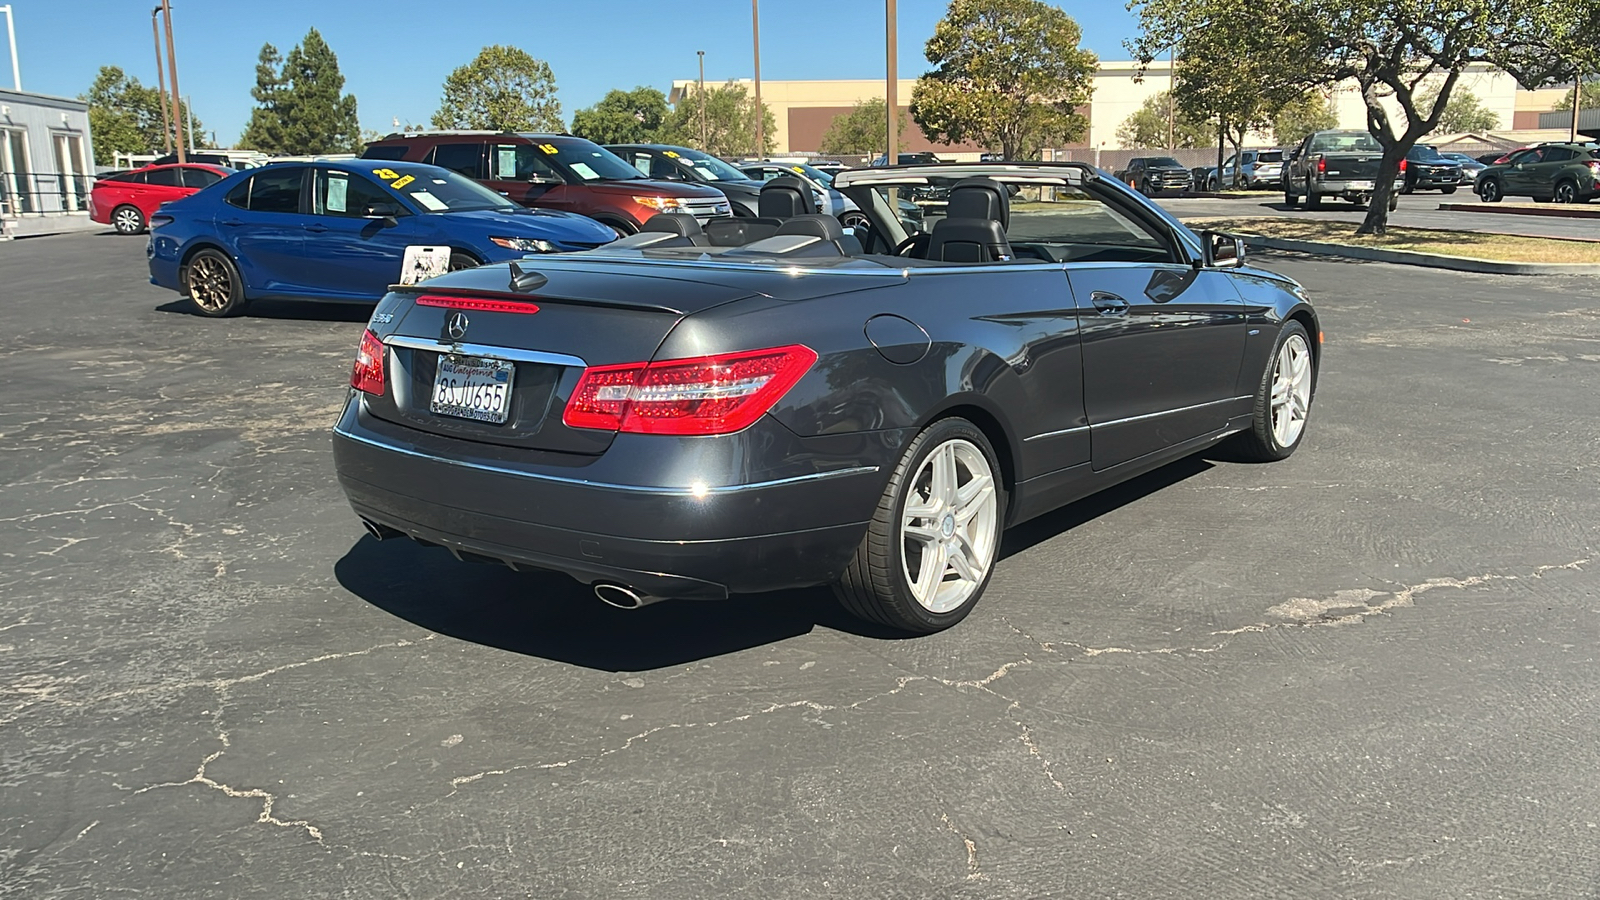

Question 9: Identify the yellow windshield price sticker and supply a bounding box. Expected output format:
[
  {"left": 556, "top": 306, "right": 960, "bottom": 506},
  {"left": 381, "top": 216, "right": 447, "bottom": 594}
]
[
  {"left": 538, "top": 143, "right": 559, "bottom": 154},
  {"left": 390, "top": 174, "right": 415, "bottom": 190},
  {"left": 372, "top": 168, "right": 400, "bottom": 180},
  {"left": 791, "top": 166, "right": 806, "bottom": 173},
  {"left": 664, "top": 150, "right": 680, "bottom": 158}
]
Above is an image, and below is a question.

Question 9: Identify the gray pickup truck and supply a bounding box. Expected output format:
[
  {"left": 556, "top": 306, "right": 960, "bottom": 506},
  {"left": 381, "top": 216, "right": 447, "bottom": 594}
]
[{"left": 1284, "top": 130, "right": 1402, "bottom": 210}]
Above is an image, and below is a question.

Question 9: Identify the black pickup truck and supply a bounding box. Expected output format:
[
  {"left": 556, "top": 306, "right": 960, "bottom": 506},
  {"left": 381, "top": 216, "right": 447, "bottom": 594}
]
[
  {"left": 1283, "top": 130, "right": 1402, "bottom": 210},
  {"left": 1115, "top": 157, "right": 1193, "bottom": 195}
]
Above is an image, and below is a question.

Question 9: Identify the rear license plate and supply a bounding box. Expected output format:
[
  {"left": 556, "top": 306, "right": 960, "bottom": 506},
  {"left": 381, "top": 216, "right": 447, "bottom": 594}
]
[
  {"left": 1348, "top": 180, "right": 1374, "bottom": 190},
  {"left": 430, "top": 355, "right": 514, "bottom": 424}
]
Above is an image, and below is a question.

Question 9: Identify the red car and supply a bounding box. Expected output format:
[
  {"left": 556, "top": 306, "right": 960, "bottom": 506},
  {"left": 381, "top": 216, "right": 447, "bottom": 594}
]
[{"left": 90, "top": 163, "right": 231, "bottom": 235}]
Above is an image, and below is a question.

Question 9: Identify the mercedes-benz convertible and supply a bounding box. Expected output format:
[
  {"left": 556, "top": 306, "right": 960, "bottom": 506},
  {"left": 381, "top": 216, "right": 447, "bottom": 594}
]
[{"left": 332, "top": 164, "right": 1320, "bottom": 634}]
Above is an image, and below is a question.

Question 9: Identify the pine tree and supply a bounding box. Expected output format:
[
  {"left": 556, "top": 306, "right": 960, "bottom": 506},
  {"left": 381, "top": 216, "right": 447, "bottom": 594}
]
[
  {"left": 239, "top": 30, "right": 360, "bottom": 154},
  {"left": 239, "top": 44, "right": 286, "bottom": 152}
]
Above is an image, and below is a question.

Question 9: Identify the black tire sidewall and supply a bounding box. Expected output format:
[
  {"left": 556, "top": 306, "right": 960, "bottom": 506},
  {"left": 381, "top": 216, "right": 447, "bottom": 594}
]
[
  {"left": 1482, "top": 180, "right": 1501, "bottom": 202},
  {"left": 113, "top": 205, "right": 144, "bottom": 234}
]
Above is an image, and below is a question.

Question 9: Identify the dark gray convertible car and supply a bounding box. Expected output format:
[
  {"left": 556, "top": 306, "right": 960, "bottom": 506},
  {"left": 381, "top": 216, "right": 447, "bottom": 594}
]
[{"left": 333, "top": 164, "right": 1320, "bottom": 634}]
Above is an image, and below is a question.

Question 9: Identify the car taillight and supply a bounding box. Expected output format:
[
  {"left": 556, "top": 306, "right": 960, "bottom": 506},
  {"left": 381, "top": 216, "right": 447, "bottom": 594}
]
[
  {"left": 1316, "top": 156, "right": 1326, "bottom": 175},
  {"left": 1588, "top": 161, "right": 1600, "bottom": 178},
  {"left": 563, "top": 344, "right": 817, "bottom": 436},
  {"left": 1399, "top": 159, "right": 1408, "bottom": 173},
  {"left": 351, "top": 329, "right": 385, "bottom": 396},
  {"left": 416, "top": 294, "right": 540, "bottom": 314}
]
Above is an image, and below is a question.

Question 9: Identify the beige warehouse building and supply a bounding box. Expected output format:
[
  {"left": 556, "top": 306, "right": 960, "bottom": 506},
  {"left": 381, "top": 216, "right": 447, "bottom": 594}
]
[{"left": 674, "top": 61, "right": 1566, "bottom": 156}]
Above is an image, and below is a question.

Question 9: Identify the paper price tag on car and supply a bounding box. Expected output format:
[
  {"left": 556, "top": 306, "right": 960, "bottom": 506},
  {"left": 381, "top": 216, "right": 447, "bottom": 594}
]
[{"left": 400, "top": 246, "right": 450, "bottom": 285}]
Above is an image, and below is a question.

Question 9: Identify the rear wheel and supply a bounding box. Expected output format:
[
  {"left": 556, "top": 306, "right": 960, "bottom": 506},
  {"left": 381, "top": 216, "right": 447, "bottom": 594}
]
[
  {"left": 111, "top": 205, "right": 145, "bottom": 235},
  {"left": 839, "top": 210, "right": 870, "bottom": 231},
  {"left": 185, "top": 249, "right": 248, "bottom": 318},
  {"left": 447, "top": 251, "right": 480, "bottom": 272},
  {"left": 1554, "top": 179, "right": 1580, "bottom": 204},
  {"left": 1283, "top": 186, "right": 1299, "bottom": 208},
  {"left": 1479, "top": 179, "right": 1502, "bottom": 203},
  {"left": 834, "top": 417, "right": 1004, "bottom": 634},
  {"left": 1229, "top": 322, "right": 1314, "bottom": 462}
]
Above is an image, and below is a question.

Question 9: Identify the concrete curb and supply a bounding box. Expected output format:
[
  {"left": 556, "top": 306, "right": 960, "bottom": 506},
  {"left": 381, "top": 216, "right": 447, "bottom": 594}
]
[
  {"left": 1436, "top": 202, "right": 1600, "bottom": 220},
  {"left": 1240, "top": 234, "right": 1600, "bottom": 276}
]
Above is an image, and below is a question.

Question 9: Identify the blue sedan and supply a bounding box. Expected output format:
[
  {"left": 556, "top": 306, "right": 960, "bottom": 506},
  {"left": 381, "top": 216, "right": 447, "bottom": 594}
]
[{"left": 147, "top": 160, "right": 616, "bottom": 317}]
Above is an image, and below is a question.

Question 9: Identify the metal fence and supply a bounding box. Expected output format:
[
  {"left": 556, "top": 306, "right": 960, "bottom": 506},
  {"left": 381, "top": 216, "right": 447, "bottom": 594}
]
[{"left": 0, "top": 170, "right": 92, "bottom": 217}]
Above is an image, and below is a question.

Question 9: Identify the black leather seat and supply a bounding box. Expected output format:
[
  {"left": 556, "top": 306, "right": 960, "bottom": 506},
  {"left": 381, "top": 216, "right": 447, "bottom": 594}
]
[
  {"left": 611, "top": 212, "right": 709, "bottom": 249},
  {"left": 925, "top": 177, "right": 1014, "bottom": 263},
  {"left": 777, "top": 214, "right": 861, "bottom": 255},
  {"left": 707, "top": 176, "right": 819, "bottom": 246}
]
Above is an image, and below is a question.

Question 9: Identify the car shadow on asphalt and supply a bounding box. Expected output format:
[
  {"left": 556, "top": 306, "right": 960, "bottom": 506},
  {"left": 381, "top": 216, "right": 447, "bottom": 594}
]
[
  {"left": 336, "top": 455, "right": 1220, "bottom": 671},
  {"left": 155, "top": 298, "right": 371, "bottom": 323}
]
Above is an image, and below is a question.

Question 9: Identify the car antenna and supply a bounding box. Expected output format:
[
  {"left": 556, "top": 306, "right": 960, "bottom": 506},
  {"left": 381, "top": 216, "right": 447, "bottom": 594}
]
[{"left": 508, "top": 262, "right": 547, "bottom": 293}]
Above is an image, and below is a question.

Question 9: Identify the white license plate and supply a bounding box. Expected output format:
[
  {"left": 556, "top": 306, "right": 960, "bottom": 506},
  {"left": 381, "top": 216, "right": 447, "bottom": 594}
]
[
  {"left": 1348, "top": 180, "right": 1374, "bottom": 190},
  {"left": 431, "top": 355, "right": 514, "bottom": 424}
]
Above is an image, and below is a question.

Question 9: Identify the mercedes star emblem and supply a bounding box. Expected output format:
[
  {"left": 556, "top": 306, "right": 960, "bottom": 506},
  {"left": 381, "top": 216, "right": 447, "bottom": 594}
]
[{"left": 444, "top": 311, "right": 469, "bottom": 342}]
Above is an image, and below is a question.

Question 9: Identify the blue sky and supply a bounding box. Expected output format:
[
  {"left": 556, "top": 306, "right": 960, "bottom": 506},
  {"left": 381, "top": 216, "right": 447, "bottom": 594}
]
[{"left": 12, "top": 1, "right": 1142, "bottom": 145}]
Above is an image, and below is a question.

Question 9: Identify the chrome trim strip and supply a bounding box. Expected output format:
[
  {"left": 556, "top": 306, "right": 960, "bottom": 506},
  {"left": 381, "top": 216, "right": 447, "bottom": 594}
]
[
  {"left": 384, "top": 335, "right": 586, "bottom": 369},
  {"left": 1092, "top": 396, "right": 1254, "bottom": 429},
  {"left": 1022, "top": 425, "right": 1088, "bottom": 442},
  {"left": 334, "top": 423, "right": 879, "bottom": 496}
]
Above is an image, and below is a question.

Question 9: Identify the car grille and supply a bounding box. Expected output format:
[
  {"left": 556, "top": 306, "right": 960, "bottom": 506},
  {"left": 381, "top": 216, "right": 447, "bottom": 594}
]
[
  {"left": 1151, "top": 171, "right": 1190, "bottom": 189},
  {"left": 685, "top": 199, "right": 732, "bottom": 221}
]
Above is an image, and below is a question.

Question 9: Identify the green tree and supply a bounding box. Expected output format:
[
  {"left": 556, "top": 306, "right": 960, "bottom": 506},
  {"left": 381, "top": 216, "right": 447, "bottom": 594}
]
[
  {"left": 1553, "top": 82, "right": 1600, "bottom": 112},
  {"left": 1115, "top": 90, "right": 1213, "bottom": 148},
  {"left": 570, "top": 87, "right": 671, "bottom": 144},
  {"left": 1132, "top": 0, "right": 1566, "bottom": 234},
  {"left": 666, "top": 81, "right": 775, "bottom": 157},
  {"left": 818, "top": 98, "right": 907, "bottom": 155},
  {"left": 1415, "top": 87, "right": 1500, "bottom": 133},
  {"left": 81, "top": 66, "right": 203, "bottom": 165},
  {"left": 910, "top": 0, "right": 1097, "bottom": 160},
  {"left": 1273, "top": 92, "right": 1338, "bottom": 145},
  {"left": 433, "top": 45, "right": 562, "bottom": 133},
  {"left": 240, "top": 30, "right": 360, "bottom": 154}
]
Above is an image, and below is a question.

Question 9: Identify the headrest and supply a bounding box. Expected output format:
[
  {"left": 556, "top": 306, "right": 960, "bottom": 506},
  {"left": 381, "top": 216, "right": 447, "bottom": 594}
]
[
  {"left": 945, "top": 177, "right": 1010, "bottom": 230},
  {"left": 640, "top": 213, "right": 703, "bottom": 236},
  {"left": 774, "top": 214, "right": 845, "bottom": 243},
  {"left": 758, "top": 176, "right": 817, "bottom": 218}
]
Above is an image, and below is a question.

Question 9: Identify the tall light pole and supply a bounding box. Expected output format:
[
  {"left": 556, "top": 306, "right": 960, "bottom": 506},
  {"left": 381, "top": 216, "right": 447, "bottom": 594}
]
[
  {"left": 150, "top": 9, "right": 172, "bottom": 152},
  {"left": 697, "top": 50, "right": 707, "bottom": 150},
  {"left": 751, "top": 0, "right": 763, "bottom": 156},
  {"left": 1, "top": 5, "right": 20, "bottom": 91},
  {"left": 1166, "top": 47, "right": 1175, "bottom": 153},
  {"left": 886, "top": 0, "right": 898, "bottom": 163},
  {"left": 159, "top": 0, "right": 185, "bottom": 163}
]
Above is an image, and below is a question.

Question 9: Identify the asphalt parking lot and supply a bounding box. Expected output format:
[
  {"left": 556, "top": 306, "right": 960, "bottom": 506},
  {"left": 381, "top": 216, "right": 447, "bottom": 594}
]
[{"left": 3, "top": 231, "right": 1598, "bottom": 899}]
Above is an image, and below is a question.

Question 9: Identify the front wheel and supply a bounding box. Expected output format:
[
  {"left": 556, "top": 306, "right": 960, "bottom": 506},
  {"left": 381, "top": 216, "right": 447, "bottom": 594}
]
[
  {"left": 112, "top": 204, "right": 145, "bottom": 235},
  {"left": 1229, "top": 322, "right": 1314, "bottom": 462},
  {"left": 834, "top": 418, "right": 1004, "bottom": 634},
  {"left": 1479, "top": 179, "right": 1502, "bottom": 203},
  {"left": 447, "top": 251, "right": 480, "bottom": 272},
  {"left": 185, "top": 249, "right": 248, "bottom": 317},
  {"left": 1441, "top": 185, "right": 1457, "bottom": 195},
  {"left": 1283, "top": 187, "right": 1299, "bottom": 208}
]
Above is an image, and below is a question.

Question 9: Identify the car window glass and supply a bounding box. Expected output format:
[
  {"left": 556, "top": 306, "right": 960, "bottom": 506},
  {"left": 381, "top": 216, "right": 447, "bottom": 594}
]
[
  {"left": 1309, "top": 132, "right": 1382, "bottom": 153},
  {"left": 490, "top": 144, "right": 561, "bottom": 182},
  {"left": 1510, "top": 149, "right": 1543, "bottom": 164},
  {"left": 114, "top": 171, "right": 148, "bottom": 184},
  {"left": 316, "top": 170, "right": 392, "bottom": 217},
  {"left": 1257, "top": 150, "right": 1283, "bottom": 163},
  {"left": 181, "top": 167, "right": 223, "bottom": 188},
  {"left": 648, "top": 154, "right": 680, "bottom": 179},
  {"left": 146, "top": 167, "right": 181, "bottom": 187},
  {"left": 224, "top": 178, "right": 251, "bottom": 208},
  {"left": 244, "top": 167, "right": 305, "bottom": 213},
  {"left": 361, "top": 145, "right": 409, "bottom": 161},
  {"left": 1542, "top": 147, "right": 1576, "bottom": 162},
  {"left": 429, "top": 142, "right": 485, "bottom": 179},
  {"left": 627, "top": 152, "right": 651, "bottom": 177}
]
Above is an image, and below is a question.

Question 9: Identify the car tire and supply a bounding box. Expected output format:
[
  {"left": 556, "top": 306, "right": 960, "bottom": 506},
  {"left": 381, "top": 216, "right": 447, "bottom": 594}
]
[
  {"left": 840, "top": 210, "right": 870, "bottom": 231},
  {"left": 1304, "top": 180, "right": 1322, "bottom": 209},
  {"left": 1388, "top": 191, "right": 1400, "bottom": 211},
  {"left": 111, "top": 204, "right": 145, "bottom": 235},
  {"left": 1479, "top": 179, "right": 1502, "bottom": 203},
  {"left": 184, "top": 248, "right": 248, "bottom": 318},
  {"left": 1228, "top": 321, "right": 1315, "bottom": 463},
  {"left": 448, "top": 251, "right": 480, "bottom": 272},
  {"left": 1283, "top": 187, "right": 1299, "bottom": 208},
  {"left": 1554, "top": 179, "right": 1579, "bottom": 204},
  {"left": 834, "top": 417, "right": 1005, "bottom": 634},
  {"left": 1441, "top": 185, "right": 1457, "bottom": 195}
]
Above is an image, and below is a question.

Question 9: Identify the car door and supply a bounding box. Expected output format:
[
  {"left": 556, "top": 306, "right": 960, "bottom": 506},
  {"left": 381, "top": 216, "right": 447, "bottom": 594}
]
[
  {"left": 299, "top": 167, "right": 426, "bottom": 300},
  {"left": 1501, "top": 148, "right": 1543, "bottom": 195},
  {"left": 1061, "top": 197, "right": 1248, "bottom": 470},
  {"left": 1531, "top": 147, "right": 1576, "bottom": 196},
  {"left": 218, "top": 166, "right": 312, "bottom": 295},
  {"left": 140, "top": 166, "right": 190, "bottom": 216},
  {"left": 483, "top": 140, "right": 576, "bottom": 211}
]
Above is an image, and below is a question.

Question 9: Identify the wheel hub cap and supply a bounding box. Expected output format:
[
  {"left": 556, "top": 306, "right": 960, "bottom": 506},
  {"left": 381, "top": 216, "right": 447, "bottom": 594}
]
[
  {"left": 1269, "top": 334, "right": 1313, "bottom": 448},
  {"left": 899, "top": 438, "right": 999, "bottom": 613}
]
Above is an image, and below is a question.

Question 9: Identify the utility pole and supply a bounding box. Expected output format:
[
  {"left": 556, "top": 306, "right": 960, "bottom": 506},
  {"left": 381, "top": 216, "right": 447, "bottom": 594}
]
[
  {"left": 752, "top": 0, "right": 763, "bottom": 157},
  {"left": 159, "top": 0, "right": 185, "bottom": 163},
  {"left": 150, "top": 9, "right": 172, "bottom": 152},
  {"left": 1166, "top": 48, "right": 1175, "bottom": 153},
  {"left": 187, "top": 95, "right": 197, "bottom": 153},
  {"left": 885, "top": 0, "right": 898, "bottom": 164},
  {"left": 1572, "top": 75, "right": 1583, "bottom": 144},
  {"left": 0, "top": 5, "right": 18, "bottom": 91},
  {"left": 697, "top": 50, "right": 707, "bottom": 151}
]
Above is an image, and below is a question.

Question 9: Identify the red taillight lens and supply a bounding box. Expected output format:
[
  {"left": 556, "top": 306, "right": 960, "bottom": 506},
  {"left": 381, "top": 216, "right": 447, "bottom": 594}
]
[
  {"left": 351, "top": 329, "right": 385, "bottom": 395},
  {"left": 1587, "top": 161, "right": 1600, "bottom": 178},
  {"left": 1316, "top": 156, "right": 1326, "bottom": 174},
  {"left": 1398, "top": 158, "right": 1408, "bottom": 173},
  {"left": 416, "top": 294, "right": 540, "bottom": 314},
  {"left": 563, "top": 345, "right": 817, "bottom": 436}
]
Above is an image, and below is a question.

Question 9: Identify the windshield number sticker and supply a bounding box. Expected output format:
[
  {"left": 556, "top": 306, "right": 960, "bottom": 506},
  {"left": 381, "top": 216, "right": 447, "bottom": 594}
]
[
  {"left": 663, "top": 150, "right": 680, "bottom": 158},
  {"left": 389, "top": 174, "right": 415, "bottom": 190},
  {"left": 370, "top": 168, "right": 415, "bottom": 190},
  {"left": 538, "top": 143, "right": 559, "bottom": 155},
  {"left": 791, "top": 166, "right": 806, "bottom": 173}
]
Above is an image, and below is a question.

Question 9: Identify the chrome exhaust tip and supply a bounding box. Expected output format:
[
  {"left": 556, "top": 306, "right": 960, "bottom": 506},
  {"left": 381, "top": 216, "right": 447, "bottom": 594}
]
[
  {"left": 594, "top": 583, "right": 659, "bottom": 610},
  {"left": 361, "top": 518, "right": 403, "bottom": 541}
]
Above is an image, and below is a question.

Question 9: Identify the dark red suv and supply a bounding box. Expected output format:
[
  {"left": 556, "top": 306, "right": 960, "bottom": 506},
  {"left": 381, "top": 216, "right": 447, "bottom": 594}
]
[{"left": 361, "top": 132, "right": 730, "bottom": 235}]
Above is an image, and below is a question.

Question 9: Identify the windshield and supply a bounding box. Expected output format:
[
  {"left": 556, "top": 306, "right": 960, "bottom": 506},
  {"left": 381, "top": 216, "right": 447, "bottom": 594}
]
[
  {"left": 1148, "top": 157, "right": 1182, "bottom": 168},
  {"left": 368, "top": 165, "right": 515, "bottom": 212},
  {"left": 1309, "top": 132, "right": 1382, "bottom": 153},
  {"left": 1256, "top": 150, "right": 1283, "bottom": 163},
  {"left": 535, "top": 138, "right": 645, "bottom": 182},
  {"left": 671, "top": 149, "right": 750, "bottom": 182},
  {"left": 778, "top": 162, "right": 834, "bottom": 186},
  {"left": 1409, "top": 145, "right": 1448, "bottom": 161}
]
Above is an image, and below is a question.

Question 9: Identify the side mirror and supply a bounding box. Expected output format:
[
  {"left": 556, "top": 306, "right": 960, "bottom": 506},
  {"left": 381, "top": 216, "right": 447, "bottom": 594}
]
[
  {"left": 1200, "top": 230, "right": 1245, "bottom": 268},
  {"left": 364, "top": 201, "right": 401, "bottom": 226}
]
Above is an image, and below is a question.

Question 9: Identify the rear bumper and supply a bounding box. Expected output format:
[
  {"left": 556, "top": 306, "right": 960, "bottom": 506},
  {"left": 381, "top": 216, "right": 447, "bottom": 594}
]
[{"left": 332, "top": 398, "right": 888, "bottom": 599}]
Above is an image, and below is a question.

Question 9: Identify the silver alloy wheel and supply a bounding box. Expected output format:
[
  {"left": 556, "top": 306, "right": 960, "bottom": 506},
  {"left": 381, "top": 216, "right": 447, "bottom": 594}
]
[
  {"left": 188, "top": 255, "right": 232, "bottom": 313},
  {"left": 840, "top": 211, "right": 870, "bottom": 230},
  {"left": 1481, "top": 180, "right": 1500, "bottom": 202},
  {"left": 113, "top": 206, "right": 142, "bottom": 234},
  {"left": 1270, "top": 333, "right": 1313, "bottom": 448},
  {"left": 1555, "top": 181, "right": 1577, "bottom": 203},
  {"left": 899, "top": 438, "right": 999, "bottom": 613}
]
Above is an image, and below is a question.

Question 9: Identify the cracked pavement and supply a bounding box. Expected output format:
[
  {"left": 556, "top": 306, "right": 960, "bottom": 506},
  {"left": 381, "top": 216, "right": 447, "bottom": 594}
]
[{"left": 2, "top": 233, "right": 1598, "bottom": 898}]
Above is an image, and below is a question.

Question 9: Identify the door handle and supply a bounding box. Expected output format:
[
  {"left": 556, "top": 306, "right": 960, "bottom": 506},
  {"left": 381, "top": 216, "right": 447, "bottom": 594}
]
[
  {"left": 219, "top": 218, "right": 242, "bottom": 227},
  {"left": 304, "top": 224, "right": 329, "bottom": 233},
  {"left": 1091, "top": 291, "right": 1129, "bottom": 316}
]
